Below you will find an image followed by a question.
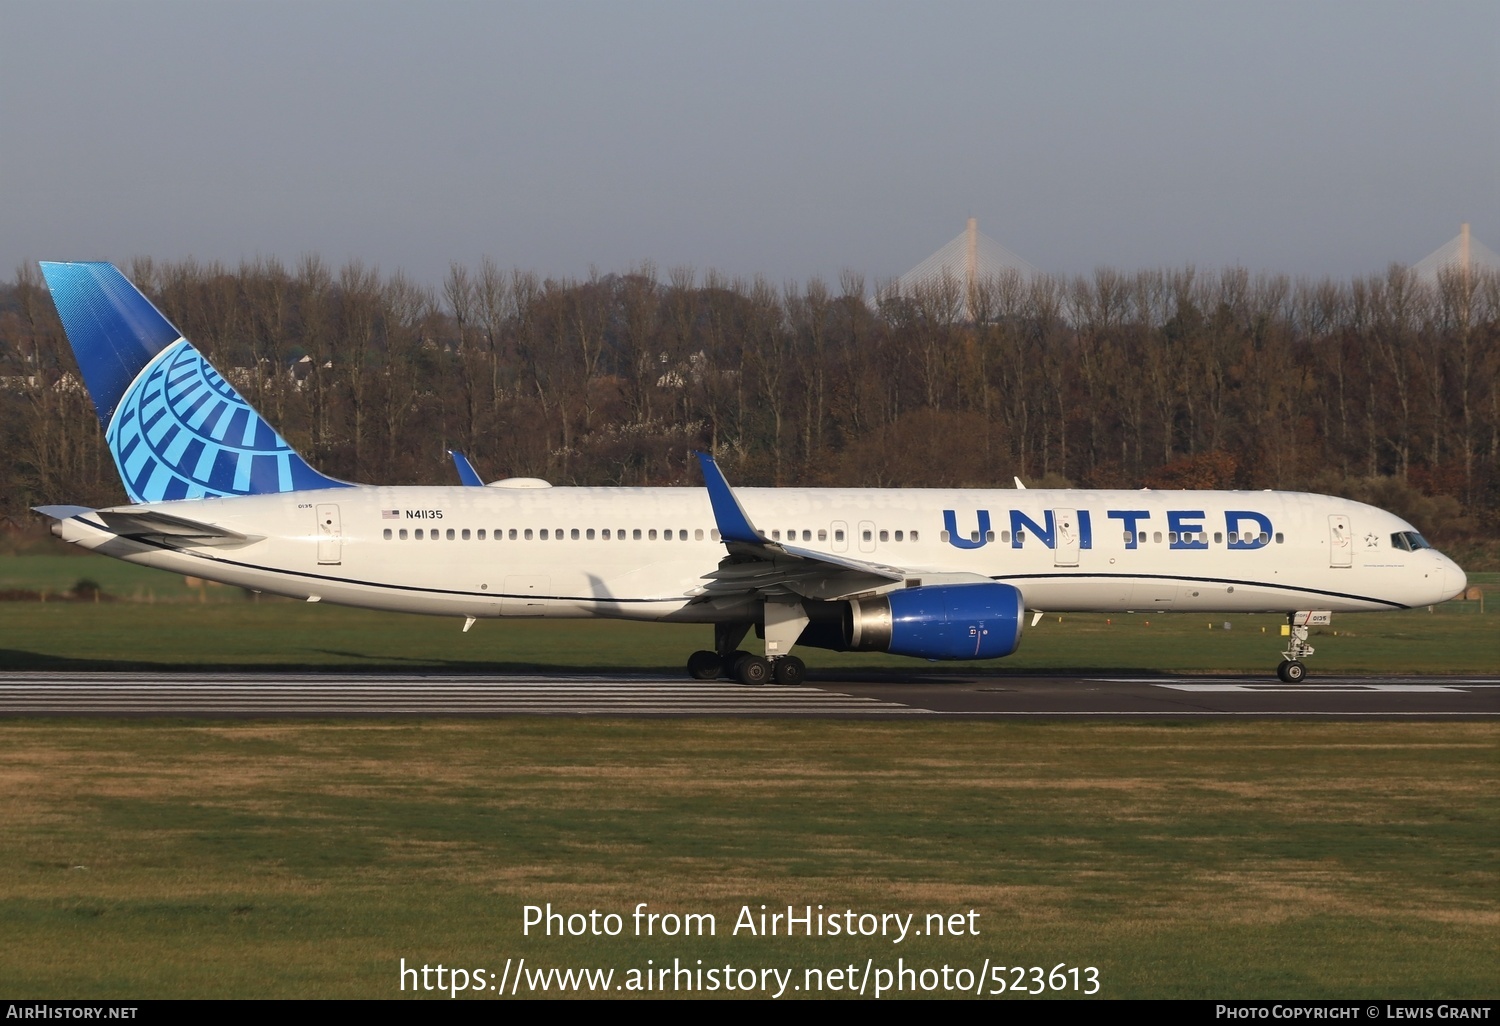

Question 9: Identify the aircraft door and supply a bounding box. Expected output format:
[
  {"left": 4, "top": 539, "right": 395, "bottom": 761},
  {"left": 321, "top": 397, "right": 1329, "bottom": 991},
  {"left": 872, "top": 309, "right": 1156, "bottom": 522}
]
[
  {"left": 1329, "top": 515, "right": 1352, "bottom": 567},
  {"left": 315, "top": 504, "right": 342, "bottom": 565},
  {"left": 858, "top": 520, "right": 877, "bottom": 553},
  {"left": 1053, "top": 508, "right": 1080, "bottom": 567}
]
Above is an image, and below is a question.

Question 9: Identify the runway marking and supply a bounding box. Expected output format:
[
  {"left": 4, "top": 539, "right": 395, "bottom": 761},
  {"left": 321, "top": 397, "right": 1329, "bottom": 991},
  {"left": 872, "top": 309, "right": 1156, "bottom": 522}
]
[
  {"left": 0, "top": 676, "right": 923, "bottom": 716},
  {"left": 1153, "top": 683, "right": 1478, "bottom": 693}
]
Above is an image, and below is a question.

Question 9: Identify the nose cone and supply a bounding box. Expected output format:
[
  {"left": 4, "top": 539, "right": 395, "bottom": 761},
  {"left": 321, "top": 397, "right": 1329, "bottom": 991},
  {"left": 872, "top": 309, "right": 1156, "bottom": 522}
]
[{"left": 1436, "top": 553, "right": 1467, "bottom": 603}]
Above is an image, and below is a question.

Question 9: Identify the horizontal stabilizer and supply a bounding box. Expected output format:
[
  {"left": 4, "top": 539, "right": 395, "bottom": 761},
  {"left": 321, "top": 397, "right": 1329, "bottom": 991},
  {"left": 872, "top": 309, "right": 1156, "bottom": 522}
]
[
  {"left": 32, "top": 504, "right": 96, "bottom": 521},
  {"left": 91, "top": 509, "right": 262, "bottom": 547}
]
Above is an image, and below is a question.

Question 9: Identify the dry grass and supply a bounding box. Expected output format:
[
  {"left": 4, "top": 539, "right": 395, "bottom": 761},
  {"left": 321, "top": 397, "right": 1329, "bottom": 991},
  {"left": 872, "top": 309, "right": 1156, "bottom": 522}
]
[{"left": 0, "top": 720, "right": 1494, "bottom": 997}]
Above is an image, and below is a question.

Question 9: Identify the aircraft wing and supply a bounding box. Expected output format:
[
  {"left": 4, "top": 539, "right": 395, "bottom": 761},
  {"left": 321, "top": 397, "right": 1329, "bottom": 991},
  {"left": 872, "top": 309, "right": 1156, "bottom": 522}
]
[
  {"left": 692, "top": 452, "right": 985, "bottom": 603},
  {"left": 34, "top": 505, "right": 262, "bottom": 548}
]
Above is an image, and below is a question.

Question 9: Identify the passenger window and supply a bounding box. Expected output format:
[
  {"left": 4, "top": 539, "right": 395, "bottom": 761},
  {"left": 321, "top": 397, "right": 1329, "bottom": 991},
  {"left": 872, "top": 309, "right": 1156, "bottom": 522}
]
[
  {"left": 1169, "top": 532, "right": 1178, "bottom": 544},
  {"left": 1123, "top": 532, "right": 1133, "bottom": 543},
  {"left": 1017, "top": 530, "right": 1027, "bottom": 543},
  {"left": 711, "top": 529, "right": 720, "bottom": 541},
  {"left": 431, "top": 530, "right": 439, "bottom": 541},
  {"left": 695, "top": 529, "right": 704, "bottom": 541},
  {"left": 586, "top": 528, "right": 595, "bottom": 540},
  {"left": 1002, "top": 530, "right": 1012, "bottom": 543},
  {"left": 771, "top": 530, "right": 780, "bottom": 540},
  {"left": 1275, "top": 533, "right": 1284, "bottom": 544},
  {"left": 910, "top": 530, "right": 918, "bottom": 541},
  {"left": 895, "top": 530, "right": 904, "bottom": 542},
  {"left": 524, "top": 529, "right": 533, "bottom": 540},
  {"left": 509, "top": 529, "right": 518, "bottom": 540},
  {"left": 1137, "top": 531, "right": 1146, "bottom": 544},
  {"left": 415, "top": 528, "right": 424, "bottom": 540},
  {"left": 818, "top": 530, "right": 827, "bottom": 541},
  {"left": 477, "top": 529, "right": 486, "bottom": 540},
  {"left": 461, "top": 529, "right": 470, "bottom": 541},
  {"left": 940, "top": 530, "right": 950, "bottom": 542},
  {"left": 984, "top": 530, "right": 994, "bottom": 542},
  {"left": 571, "top": 528, "right": 580, "bottom": 540},
  {"left": 864, "top": 530, "right": 874, "bottom": 542},
  {"left": 649, "top": 529, "right": 657, "bottom": 540},
  {"left": 602, "top": 529, "right": 611, "bottom": 540},
  {"left": 802, "top": 530, "right": 811, "bottom": 541},
  {"left": 1153, "top": 532, "right": 1162, "bottom": 543},
  {"left": 540, "top": 529, "right": 548, "bottom": 540},
  {"left": 879, "top": 530, "right": 889, "bottom": 542},
  {"left": 633, "top": 529, "right": 642, "bottom": 540},
  {"left": 1213, "top": 532, "right": 1222, "bottom": 544},
  {"left": 399, "top": 529, "right": 408, "bottom": 540},
  {"left": 1258, "top": 532, "right": 1269, "bottom": 544},
  {"left": 681, "top": 529, "right": 689, "bottom": 541},
  {"left": 383, "top": 528, "right": 392, "bottom": 540}
]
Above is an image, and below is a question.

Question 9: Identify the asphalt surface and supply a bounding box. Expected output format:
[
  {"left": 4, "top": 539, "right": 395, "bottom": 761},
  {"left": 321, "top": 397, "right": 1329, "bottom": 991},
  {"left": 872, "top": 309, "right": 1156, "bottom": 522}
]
[{"left": 1, "top": 671, "right": 1496, "bottom": 718}]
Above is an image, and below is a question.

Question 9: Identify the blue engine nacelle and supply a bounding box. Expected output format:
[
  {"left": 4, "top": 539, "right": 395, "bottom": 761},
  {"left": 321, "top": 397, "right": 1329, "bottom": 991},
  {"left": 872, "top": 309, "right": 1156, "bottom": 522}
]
[{"left": 842, "top": 582, "right": 1025, "bottom": 660}]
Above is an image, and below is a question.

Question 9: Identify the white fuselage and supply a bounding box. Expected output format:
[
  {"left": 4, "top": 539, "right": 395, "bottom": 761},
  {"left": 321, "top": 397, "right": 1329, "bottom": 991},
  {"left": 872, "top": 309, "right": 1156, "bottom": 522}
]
[{"left": 55, "top": 485, "right": 1467, "bottom": 621}]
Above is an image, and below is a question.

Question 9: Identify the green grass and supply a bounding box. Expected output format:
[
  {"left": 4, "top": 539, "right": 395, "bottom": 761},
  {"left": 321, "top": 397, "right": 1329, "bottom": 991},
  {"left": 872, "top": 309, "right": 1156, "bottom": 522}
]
[
  {"left": 0, "top": 720, "right": 1493, "bottom": 998},
  {"left": 0, "top": 594, "right": 1494, "bottom": 675},
  {"left": 0, "top": 553, "right": 240, "bottom": 602}
]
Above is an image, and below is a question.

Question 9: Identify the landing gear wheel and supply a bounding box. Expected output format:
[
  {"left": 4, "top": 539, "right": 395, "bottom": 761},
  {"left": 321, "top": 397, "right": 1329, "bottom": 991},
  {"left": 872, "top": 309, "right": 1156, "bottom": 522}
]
[
  {"left": 687, "top": 650, "right": 722, "bottom": 680},
  {"left": 735, "top": 655, "right": 771, "bottom": 685},
  {"left": 772, "top": 656, "right": 806, "bottom": 685},
  {"left": 724, "top": 649, "right": 754, "bottom": 681},
  {"left": 1277, "top": 659, "right": 1307, "bottom": 683}
]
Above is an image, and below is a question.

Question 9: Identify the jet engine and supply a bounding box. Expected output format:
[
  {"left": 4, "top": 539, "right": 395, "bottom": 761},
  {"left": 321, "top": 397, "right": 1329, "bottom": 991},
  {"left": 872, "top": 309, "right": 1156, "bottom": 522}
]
[{"left": 800, "top": 582, "right": 1025, "bottom": 660}]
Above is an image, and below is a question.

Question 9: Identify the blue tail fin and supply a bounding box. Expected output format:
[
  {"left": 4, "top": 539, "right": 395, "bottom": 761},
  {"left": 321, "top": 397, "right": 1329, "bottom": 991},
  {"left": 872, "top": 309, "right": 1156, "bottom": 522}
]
[{"left": 40, "top": 261, "right": 349, "bottom": 502}]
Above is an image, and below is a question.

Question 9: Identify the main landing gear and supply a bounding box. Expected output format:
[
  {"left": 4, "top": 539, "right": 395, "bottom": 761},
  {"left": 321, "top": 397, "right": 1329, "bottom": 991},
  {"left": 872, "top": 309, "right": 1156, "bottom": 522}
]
[
  {"left": 1275, "top": 614, "right": 1316, "bottom": 683},
  {"left": 686, "top": 611, "right": 808, "bottom": 686},
  {"left": 686, "top": 648, "right": 807, "bottom": 685}
]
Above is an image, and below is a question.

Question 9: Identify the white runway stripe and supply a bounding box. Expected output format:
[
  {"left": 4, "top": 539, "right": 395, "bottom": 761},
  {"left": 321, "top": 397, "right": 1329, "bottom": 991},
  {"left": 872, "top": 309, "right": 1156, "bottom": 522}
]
[{"left": 0, "top": 675, "right": 921, "bottom": 715}]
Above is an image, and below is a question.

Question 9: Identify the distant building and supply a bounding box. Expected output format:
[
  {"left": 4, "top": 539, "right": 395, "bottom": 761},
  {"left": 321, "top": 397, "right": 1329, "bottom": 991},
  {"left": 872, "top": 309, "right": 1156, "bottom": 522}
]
[
  {"left": 892, "top": 218, "right": 1039, "bottom": 321},
  {"left": 1413, "top": 223, "right": 1500, "bottom": 284}
]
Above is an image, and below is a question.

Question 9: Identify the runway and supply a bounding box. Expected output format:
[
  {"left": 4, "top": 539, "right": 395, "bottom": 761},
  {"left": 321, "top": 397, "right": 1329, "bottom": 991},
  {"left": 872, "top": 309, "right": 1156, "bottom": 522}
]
[{"left": 1, "top": 672, "right": 1497, "bottom": 718}]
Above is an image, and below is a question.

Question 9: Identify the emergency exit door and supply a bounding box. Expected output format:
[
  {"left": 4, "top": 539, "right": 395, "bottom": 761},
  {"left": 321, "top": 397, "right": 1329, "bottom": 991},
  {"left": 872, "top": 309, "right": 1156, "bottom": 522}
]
[
  {"left": 316, "top": 504, "right": 342, "bottom": 565},
  {"left": 1053, "top": 508, "right": 1080, "bottom": 567}
]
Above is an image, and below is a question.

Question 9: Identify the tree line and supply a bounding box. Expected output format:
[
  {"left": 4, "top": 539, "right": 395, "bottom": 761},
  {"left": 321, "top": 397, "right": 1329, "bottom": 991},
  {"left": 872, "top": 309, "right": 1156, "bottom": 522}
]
[{"left": 2, "top": 256, "right": 1497, "bottom": 554}]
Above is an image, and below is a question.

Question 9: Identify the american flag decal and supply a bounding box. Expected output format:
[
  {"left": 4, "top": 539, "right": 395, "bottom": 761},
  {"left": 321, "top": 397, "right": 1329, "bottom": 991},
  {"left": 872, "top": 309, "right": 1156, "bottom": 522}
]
[{"left": 382, "top": 509, "right": 400, "bottom": 520}]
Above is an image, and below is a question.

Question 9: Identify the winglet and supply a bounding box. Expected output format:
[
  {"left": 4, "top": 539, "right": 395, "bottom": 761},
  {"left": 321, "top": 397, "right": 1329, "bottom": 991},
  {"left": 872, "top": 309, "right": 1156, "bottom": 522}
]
[
  {"left": 449, "top": 450, "right": 484, "bottom": 487},
  {"left": 694, "top": 451, "right": 763, "bottom": 544}
]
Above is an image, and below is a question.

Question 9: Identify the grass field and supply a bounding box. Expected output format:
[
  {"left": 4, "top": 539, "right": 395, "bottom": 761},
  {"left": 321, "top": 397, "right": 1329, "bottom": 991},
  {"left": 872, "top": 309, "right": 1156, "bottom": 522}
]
[
  {"left": 0, "top": 567, "right": 1493, "bottom": 675},
  {"left": 0, "top": 720, "right": 1493, "bottom": 999}
]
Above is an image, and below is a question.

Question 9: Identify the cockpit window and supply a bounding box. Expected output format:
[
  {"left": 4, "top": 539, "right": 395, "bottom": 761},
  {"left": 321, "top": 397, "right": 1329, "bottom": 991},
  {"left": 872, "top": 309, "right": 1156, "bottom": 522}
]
[{"left": 1390, "top": 531, "right": 1432, "bottom": 552}]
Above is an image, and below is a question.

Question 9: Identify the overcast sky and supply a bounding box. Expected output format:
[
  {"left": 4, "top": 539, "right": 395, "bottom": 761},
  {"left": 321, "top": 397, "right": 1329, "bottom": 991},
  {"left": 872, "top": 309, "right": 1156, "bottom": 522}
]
[{"left": 3, "top": 0, "right": 1495, "bottom": 287}]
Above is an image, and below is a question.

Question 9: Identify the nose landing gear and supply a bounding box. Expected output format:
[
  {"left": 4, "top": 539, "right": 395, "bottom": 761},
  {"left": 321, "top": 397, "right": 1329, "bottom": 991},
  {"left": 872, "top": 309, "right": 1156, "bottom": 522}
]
[{"left": 1276, "top": 615, "right": 1317, "bottom": 683}]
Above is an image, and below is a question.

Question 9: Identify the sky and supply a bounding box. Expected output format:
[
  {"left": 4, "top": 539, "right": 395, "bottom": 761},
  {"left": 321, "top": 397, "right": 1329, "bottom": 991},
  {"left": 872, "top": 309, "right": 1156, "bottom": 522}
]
[{"left": 3, "top": 0, "right": 1496, "bottom": 288}]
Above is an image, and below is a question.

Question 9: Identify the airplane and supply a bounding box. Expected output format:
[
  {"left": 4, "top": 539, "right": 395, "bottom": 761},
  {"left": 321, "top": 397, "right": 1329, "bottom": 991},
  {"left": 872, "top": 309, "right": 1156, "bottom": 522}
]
[{"left": 32, "top": 262, "right": 1468, "bottom": 685}]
